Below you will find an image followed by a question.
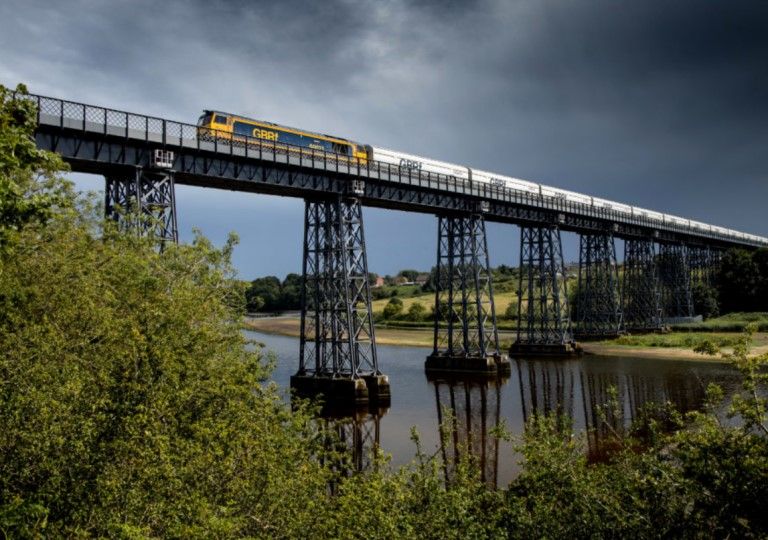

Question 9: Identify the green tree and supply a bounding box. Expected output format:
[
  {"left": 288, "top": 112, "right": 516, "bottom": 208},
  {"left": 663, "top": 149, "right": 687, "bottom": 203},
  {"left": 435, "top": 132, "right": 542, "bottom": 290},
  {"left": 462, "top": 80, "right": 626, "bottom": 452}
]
[
  {"left": 504, "top": 300, "right": 519, "bottom": 321},
  {"left": 398, "top": 269, "right": 419, "bottom": 282},
  {"left": 717, "top": 249, "right": 759, "bottom": 313},
  {"left": 382, "top": 297, "right": 403, "bottom": 319},
  {"left": 280, "top": 272, "right": 303, "bottom": 309},
  {"left": 406, "top": 302, "right": 427, "bottom": 322},
  {"left": 245, "top": 275, "right": 281, "bottom": 311},
  {"left": 692, "top": 282, "right": 719, "bottom": 319},
  {"left": 0, "top": 88, "right": 331, "bottom": 536},
  {"left": 0, "top": 84, "right": 71, "bottom": 253}
]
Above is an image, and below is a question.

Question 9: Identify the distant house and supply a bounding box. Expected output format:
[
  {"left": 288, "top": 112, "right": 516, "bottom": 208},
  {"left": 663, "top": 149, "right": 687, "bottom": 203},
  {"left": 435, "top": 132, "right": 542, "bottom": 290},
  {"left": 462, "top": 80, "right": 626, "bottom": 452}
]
[
  {"left": 415, "top": 273, "right": 430, "bottom": 286},
  {"left": 373, "top": 276, "right": 385, "bottom": 288},
  {"left": 395, "top": 275, "right": 412, "bottom": 286}
]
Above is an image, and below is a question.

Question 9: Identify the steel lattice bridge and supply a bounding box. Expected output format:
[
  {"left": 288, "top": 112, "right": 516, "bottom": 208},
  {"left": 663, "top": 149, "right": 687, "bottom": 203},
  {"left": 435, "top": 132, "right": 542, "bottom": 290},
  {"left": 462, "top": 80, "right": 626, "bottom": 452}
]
[{"left": 28, "top": 92, "right": 765, "bottom": 406}]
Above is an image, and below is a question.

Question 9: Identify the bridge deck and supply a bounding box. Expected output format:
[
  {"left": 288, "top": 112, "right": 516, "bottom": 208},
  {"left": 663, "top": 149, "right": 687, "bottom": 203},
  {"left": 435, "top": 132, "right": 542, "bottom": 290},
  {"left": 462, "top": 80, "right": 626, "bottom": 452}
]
[{"left": 29, "top": 93, "right": 764, "bottom": 249}]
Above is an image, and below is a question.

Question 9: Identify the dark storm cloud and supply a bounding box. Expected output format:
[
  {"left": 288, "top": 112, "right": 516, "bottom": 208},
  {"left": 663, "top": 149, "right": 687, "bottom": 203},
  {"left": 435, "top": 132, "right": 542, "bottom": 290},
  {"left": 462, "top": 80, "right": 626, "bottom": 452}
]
[{"left": 0, "top": 0, "right": 766, "bottom": 275}]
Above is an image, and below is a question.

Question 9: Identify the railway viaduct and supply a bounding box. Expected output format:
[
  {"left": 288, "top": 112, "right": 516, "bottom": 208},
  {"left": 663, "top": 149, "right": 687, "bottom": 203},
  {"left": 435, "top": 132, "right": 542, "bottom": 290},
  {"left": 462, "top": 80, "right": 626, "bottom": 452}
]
[{"left": 28, "top": 93, "right": 766, "bottom": 406}]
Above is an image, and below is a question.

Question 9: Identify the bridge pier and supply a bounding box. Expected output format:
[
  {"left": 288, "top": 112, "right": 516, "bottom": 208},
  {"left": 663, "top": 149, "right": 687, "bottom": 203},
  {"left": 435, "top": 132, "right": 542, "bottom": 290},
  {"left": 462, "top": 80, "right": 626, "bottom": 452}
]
[
  {"left": 104, "top": 162, "right": 178, "bottom": 247},
  {"left": 511, "top": 224, "right": 580, "bottom": 356},
  {"left": 622, "top": 238, "right": 663, "bottom": 331},
  {"left": 658, "top": 243, "right": 694, "bottom": 321},
  {"left": 575, "top": 232, "right": 623, "bottom": 338},
  {"left": 426, "top": 214, "right": 509, "bottom": 374},
  {"left": 291, "top": 195, "right": 390, "bottom": 407}
]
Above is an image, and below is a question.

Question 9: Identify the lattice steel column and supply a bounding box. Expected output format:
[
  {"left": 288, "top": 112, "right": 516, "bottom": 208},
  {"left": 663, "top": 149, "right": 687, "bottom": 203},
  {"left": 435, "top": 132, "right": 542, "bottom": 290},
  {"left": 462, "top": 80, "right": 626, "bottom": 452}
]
[
  {"left": 658, "top": 243, "right": 694, "bottom": 319},
  {"left": 511, "top": 225, "right": 577, "bottom": 354},
  {"left": 427, "top": 214, "right": 507, "bottom": 373},
  {"left": 575, "top": 233, "right": 623, "bottom": 337},
  {"left": 622, "top": 239, "right": 662, "bottom": 331},
  {"left": 297, "top": 196, "right": 378, "bottom": 378},
  {"left": 104, "top": 166, "right": 178, "bottom": 247}
]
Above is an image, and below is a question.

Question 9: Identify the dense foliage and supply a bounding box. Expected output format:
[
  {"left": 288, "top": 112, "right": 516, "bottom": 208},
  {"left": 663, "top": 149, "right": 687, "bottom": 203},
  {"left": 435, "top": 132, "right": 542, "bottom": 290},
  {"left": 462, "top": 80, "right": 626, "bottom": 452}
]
[
  {"left": 2, "top": 85, "right": 768, "bottom": 538},
  {"left": 244, "top": 273, "right": 302, "bottom": 312},
  {"left": 715, "top": 248, "right": 768, "bottom": 313}
]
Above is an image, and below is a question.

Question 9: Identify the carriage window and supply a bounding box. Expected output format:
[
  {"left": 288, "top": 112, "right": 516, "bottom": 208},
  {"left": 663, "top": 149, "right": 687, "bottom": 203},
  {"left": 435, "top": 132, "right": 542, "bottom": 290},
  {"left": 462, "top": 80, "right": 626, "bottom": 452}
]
[{"left": 214, "top": 114, "right": 228, "bottom": 124}]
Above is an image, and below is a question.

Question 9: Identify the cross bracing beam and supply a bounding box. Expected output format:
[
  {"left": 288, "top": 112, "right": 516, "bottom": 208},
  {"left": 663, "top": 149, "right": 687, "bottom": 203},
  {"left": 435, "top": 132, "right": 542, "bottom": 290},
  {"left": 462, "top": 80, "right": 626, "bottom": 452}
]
[
  {"left": 104, "top": 167, "right": 178, "bottom": 247},
  {"left": 688, "top": 246, "right": 722, "bottom": 288},
  {"left": 29, "top": 92, "right": 765, "bottom": 251},
  {"left": 622, "top": 239, "right": 663, "bottom": 331},
  {"left": 657, "top": 243, "right": 694, "bottom": 320},
  {"left": 430, "top": 214, "right": 501, "bottom": 360},
  {"left": 575, "top": 233, "right": 623, "bottom": 337}
]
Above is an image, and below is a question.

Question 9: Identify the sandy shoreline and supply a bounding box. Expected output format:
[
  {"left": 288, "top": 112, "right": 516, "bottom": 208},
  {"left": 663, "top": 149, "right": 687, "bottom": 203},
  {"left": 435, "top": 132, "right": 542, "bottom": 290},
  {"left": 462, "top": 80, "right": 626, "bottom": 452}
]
[{"left": 242, "top": 316, "right": 763, "bottom": 362}]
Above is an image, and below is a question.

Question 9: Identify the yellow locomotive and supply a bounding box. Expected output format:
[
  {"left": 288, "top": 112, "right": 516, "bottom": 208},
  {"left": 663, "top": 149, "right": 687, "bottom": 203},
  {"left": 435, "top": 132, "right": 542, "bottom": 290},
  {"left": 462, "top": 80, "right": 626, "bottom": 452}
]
[{"left": 197, "top": 110, "right": 370, "bottom": 163}]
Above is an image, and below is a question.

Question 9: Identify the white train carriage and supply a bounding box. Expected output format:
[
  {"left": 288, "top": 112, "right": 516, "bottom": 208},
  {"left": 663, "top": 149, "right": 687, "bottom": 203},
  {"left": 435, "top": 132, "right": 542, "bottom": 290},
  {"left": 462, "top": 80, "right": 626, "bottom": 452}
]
[
  {"left": 688, "top": 220, "right": 711, "bottom": 233},
  {"left": 371, "top": 147, "right": 470, "bottom": 180},
  {"left": 368, "top": 144, "right": 765, "bottom": 246},
  {"left": 631, "top": 207, "right": 664, "bottom": 222},
  {"left": 471, "top": 169, "right": 540, "bottom": 195},
  {"left": 540, "top": 185, "right": 592, "bottom": 206},
  {"left": 664, "top": 214, "right": 690, "bottom": 227},
  {"left": 591, "top": 196, "right": 632, "bottom": 215}
]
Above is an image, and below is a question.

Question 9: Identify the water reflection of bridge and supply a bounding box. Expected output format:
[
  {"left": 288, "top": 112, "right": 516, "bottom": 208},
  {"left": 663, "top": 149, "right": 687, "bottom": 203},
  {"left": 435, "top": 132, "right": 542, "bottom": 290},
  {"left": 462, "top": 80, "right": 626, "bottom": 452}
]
[
  {"left": 514, "top": 358, "right": 711, "bottom": 461},
  {"left": 312, "top": 357, "right": 727, "bottom": 488},
  {"left": 317, "top": 403, "right": 389, "bottom": 490},
  {"left": 428, "top": 373, "right": 507, "bottom": 488},
  {"left": 426, "top": 358, "right": 721, "bottom": 486}
]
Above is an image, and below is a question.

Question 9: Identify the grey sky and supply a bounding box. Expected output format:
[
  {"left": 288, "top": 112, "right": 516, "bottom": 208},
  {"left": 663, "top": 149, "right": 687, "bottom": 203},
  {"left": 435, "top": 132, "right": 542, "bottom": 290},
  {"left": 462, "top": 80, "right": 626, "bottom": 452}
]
[{"left": 1, "top": 0, "right": 765, "bottom": 279}]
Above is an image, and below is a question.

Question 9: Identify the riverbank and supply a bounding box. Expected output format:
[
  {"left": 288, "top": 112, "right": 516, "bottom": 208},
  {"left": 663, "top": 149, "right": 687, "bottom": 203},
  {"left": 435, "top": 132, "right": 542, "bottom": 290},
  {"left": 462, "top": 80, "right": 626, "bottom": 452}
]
[
  {"left": 243, "top": 315, "right": 510, "bottom": 348},
  {"left": 244, "top": 316, "right": 768, "bottom": 361}
]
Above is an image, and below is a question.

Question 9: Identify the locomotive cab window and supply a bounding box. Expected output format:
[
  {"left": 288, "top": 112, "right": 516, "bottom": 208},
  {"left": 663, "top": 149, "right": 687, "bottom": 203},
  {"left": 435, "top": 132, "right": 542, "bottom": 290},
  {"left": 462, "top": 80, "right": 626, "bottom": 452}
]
[
  {"left": 332, "top": 143, "right": 350, "bottom": 155},
  {"left": 213, "top": 114, "right": 228, "bottom": 124}
]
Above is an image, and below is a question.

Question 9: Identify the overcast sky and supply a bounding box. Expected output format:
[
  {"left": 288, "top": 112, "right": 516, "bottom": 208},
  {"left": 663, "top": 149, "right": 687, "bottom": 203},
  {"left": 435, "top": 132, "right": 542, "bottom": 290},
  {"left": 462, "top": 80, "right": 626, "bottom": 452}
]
[{"left": 1, "top": 0, "right": 766, "bottom": 279}]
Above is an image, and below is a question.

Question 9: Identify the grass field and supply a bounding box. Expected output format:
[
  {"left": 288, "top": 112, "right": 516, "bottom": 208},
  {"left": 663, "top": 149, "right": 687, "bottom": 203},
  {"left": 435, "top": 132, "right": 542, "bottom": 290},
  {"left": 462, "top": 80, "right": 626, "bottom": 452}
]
[
  {"left": 606, "top": 332, "right": 749, "bottom": 349},
  {"left": 672, "top": 312, "right": 768, "bottom": 332},
  {"left": 245, "top": 312, "right": 768, "bottom": 360},
  {"left": 243, "top": 316, "right": 517, "bottom": 348},
  {"left": 371, "top": 290, "right": 519, "bottom": 318}
]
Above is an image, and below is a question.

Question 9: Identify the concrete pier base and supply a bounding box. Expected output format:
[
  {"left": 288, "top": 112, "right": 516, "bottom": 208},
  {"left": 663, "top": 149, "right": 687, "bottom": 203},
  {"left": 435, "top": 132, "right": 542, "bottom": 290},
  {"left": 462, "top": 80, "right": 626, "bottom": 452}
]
[
  {"left": 425, "top": 353, "right": 511, "bottom": 375},
  {"left": 509, "top": 341, "right": 583, "bottom": 357},
  {"left": 362, "top": 374, "right": 391, "bottom": 403},
  {"left": 290, "top": 373, "right": 391, "bottom": 408}
]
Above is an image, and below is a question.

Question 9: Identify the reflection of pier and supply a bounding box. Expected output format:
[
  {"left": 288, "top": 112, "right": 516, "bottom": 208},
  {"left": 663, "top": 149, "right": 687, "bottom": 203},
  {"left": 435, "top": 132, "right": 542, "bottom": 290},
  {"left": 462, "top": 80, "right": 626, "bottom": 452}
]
[
  {"left": 428, "top": 373, "right": 507, "bottom": 488},
  {"left": 514, "top": 359, "right": 710, "bottom": 461},
  {"left": 515, "top": 358, "right": 576, "bottom": 432},
  {"left": 317, "top": 404, "right": 389, "bottom": 492}
]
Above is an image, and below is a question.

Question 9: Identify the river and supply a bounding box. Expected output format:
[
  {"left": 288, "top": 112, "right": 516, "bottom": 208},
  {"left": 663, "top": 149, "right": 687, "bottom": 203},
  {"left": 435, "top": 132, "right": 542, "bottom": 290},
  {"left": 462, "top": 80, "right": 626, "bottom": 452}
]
[{"left": 246, "top": 329, "right": 742, "bottom": 487}]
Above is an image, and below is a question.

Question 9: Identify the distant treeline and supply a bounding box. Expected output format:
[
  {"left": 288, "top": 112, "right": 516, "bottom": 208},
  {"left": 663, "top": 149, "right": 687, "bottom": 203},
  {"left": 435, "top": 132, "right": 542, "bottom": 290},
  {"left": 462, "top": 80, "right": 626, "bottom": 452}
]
[
  {"left": 245, "top": 251, "right": 768, "bottom": 320},
  {"left": 244, "top": 265, "right": 519, "bottom": 313}
]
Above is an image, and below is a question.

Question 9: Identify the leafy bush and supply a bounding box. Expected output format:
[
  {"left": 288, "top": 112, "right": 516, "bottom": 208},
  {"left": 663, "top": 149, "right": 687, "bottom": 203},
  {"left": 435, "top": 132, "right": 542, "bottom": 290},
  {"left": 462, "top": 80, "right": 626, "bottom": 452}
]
[{"left": 382, "top": 296, "right": 404, "bottom": 319}]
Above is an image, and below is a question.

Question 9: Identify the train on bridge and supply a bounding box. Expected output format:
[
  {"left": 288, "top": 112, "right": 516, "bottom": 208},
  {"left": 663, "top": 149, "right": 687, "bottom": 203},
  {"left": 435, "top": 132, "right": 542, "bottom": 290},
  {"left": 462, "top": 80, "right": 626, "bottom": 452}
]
[{"left": 197, "top": 110, "right": 767, "bottom": 246}]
